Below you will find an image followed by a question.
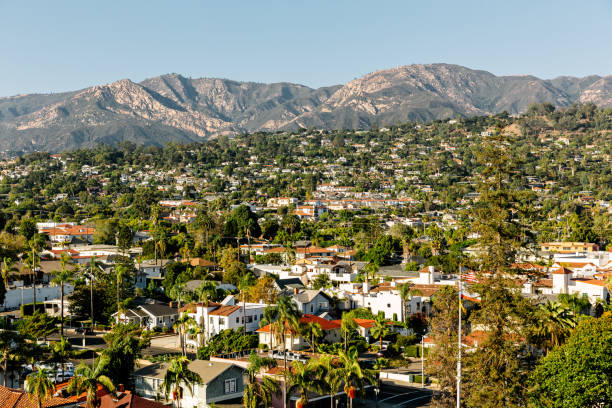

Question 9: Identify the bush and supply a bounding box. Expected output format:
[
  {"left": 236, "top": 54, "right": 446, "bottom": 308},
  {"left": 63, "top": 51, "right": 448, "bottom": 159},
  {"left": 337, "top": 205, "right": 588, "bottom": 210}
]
[
  {"left": 258, "top": 343, "right": 268, "bottom": 351},
  {"left": 413, "top": 375, "right": 429, "bottom": 384},
  {"left": 161, "top": 326, "right": 169, "bottom": 334},
  {"left": 396, "top": 334, "right": 418, "bottom": 348},
  {"left": 197, "top": 329, "right": 258, "bottom": 360}
]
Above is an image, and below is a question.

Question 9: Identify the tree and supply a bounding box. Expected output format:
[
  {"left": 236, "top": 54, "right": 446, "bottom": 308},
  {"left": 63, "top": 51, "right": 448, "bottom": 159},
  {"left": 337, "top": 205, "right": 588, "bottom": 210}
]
[
  {"left": 161, "top": 355, "right": 202, "bottom": 408},
  {"left": 312, "top": 273, "right": 331, "bottom": 290},
  {"left": 317, "top": 354, "right": 343, "bottom": 408},
  {"left": 287, "top": 360, "right": 324, "bottom": 408},
  {"left": 246, "top": 276, "right": 279, "bottom": 304},
  {"left": 50, "top": 252, "right": 76, "bottom": 338},
  {"left": 398, "top": 283, "right": 421, "bottom": 324},
  {"left": 174, "top": 313, "right": 196, "bottom": 356},
  {"left": 341, "top": 312, "right": 357, "bottom": 353},
  {"left": 101, "top": 324, "right": 151, "bottom": 387},
  {"left": 243, "top": 352, "right": 280, "bottom": 408},
  {"left": 114, "top": 264, "right": 129, "bottom": 321},
  {"left": 0, "top": 323, "right": 24, "bottom": 386},
  {"left": 370, "top": 316, "right": 390, "bottom": 350},
  {"left": 300, "top": 322, "right": 323, "bottom": 353},
  {"left": 68, "top": 357, "right": 115, "bottom": 408},
  {"left": 220, "top": 247, "right": 247, "bottom": 285},
  {"left": 20, "top": 311, "right": 58, "bottom": 341},
  {"left": 531, "top": 300, "right": 576, "bottom": 353},
  {"left": 268, "top": 296, "right": 301, "bottom": 408},
  {"left": 50, "top": 336, "right": 73, "bottom": 382},
  {"left": 25, "top": 245, "right": 41, "bottom": 311},
  {"left": 426, "top": 285, "right": 462, "bottom": 408},
  {"left": 530, "top": 314, "right": 612, "bottom": 408},
  {"left": 1, "top": 257, "right": 18, "bottom": 288},
  {"left": 25, "top": 367, "right": 54, "bottom": 408},
  {"left": 337, "top": 346, "right": 375, "bottom": 408}
]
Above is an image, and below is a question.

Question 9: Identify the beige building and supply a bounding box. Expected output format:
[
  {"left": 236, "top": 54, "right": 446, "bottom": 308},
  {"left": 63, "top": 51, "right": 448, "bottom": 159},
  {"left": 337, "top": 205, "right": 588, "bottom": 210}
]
[{"left": 540, "top": 242, "right": 599, "bottom": 253}]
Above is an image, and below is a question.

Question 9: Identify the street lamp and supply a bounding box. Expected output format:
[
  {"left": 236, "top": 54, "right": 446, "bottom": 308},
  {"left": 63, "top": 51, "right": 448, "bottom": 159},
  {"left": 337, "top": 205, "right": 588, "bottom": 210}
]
[
  {"left": 421, "top": 334, "right": 428, "bottom": 388},
  {"left": 374, "top": 387, "right": 380, "bottom": 407}
]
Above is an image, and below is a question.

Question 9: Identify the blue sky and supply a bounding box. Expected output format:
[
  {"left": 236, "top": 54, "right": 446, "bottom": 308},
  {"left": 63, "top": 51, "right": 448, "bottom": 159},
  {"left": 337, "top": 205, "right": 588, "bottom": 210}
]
[{"left": 1, "top": 0, "right": 611, "bottom": 96}]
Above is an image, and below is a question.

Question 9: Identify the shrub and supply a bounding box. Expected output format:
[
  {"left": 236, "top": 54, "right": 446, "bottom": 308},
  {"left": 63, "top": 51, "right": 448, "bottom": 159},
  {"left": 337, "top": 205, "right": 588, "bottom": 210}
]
[{"left": 20, "top": 303, "right": 45, "bottom": 316}]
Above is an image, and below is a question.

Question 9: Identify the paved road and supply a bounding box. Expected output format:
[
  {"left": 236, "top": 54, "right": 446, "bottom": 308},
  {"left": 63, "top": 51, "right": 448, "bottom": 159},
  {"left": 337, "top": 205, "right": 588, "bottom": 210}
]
[{"left": 374, "top": 383, "right": 433, "bottom": 408}]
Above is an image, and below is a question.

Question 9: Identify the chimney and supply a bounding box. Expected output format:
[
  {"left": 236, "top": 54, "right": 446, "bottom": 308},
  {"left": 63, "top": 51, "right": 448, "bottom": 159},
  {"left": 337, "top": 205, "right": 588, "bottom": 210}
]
[
  {"left": 118, "top": 384, "right": 125, "bottom": 392},
  {"left": 294, "top": 287, "right": 300, "bottom": 295},
  {"left": 362, "top": 280, "right": 370, "bottom": 294}
]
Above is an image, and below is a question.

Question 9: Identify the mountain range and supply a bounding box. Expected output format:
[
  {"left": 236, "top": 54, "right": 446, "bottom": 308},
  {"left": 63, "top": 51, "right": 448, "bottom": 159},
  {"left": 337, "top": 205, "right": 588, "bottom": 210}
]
[{"left": 1, "top": 63, "right": 611, "bottom": 153}]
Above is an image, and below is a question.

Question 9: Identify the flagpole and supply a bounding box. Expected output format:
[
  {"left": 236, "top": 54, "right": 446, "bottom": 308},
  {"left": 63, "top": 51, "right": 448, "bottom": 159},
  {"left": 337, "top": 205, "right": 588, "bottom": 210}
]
[{"left": 457, "top": 263, "right": 462, "bottom": 408}]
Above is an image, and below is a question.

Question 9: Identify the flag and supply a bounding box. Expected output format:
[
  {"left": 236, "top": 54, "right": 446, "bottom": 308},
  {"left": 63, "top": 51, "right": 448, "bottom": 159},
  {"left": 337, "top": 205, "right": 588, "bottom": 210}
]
[{"left": 464, "top": 271, "right": 479, "bottom": 284}]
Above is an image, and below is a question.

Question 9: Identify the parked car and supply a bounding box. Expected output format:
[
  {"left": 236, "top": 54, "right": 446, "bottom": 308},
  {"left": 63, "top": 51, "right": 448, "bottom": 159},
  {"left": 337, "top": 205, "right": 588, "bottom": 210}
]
[{"left": 75, "top": 327, "right": 94, "bottom": 335}]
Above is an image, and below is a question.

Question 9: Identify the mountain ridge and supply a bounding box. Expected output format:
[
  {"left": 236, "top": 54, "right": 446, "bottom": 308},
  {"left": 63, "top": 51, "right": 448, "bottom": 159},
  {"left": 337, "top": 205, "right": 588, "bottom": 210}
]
[{"left": 1, "top": 63, "right": 611, "bottom": 152}]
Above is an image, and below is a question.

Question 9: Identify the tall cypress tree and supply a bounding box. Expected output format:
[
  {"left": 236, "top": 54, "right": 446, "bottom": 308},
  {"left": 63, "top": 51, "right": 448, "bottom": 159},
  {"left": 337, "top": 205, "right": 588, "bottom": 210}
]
[{"left": 463, "top": 125, "right": 537, "bottom": 408}]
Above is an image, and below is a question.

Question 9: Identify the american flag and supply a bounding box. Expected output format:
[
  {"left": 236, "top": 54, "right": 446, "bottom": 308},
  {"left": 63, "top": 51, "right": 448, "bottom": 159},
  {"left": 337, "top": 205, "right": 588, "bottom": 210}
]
[{"left": 463, "top": 271, "right": 479, "bottom": 284}]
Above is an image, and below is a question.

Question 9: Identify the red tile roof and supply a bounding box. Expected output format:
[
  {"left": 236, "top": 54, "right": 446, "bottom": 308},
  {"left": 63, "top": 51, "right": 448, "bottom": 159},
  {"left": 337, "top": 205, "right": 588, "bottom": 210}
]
[
  {"left": 257, "top": 314, "right": 340, "bottom": 333},
  {"left": 0, "top": 386, "right": 75, "bottom": 408},
  {"left": 208, "top": 305, "right": 241, "bottom": 316}
]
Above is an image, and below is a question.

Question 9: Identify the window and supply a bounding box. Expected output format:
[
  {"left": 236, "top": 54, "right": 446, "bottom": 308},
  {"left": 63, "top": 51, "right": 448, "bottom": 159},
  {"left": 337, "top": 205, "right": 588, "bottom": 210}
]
[
  {"left": 254, "top": 315, "right": 257, "bottom": 321},
  {"left": 219, "top": 317, "right": 226, "bottom": 325},
  {"left": 236, "top": 317, "right": 240, "bottom": 323},
  {"left": 246, "top": 316, "right": 253, "bottom": 323},
  {"left": 209, "top": 317, "right": 214, "bottom": 325},
  {"left": 260, "top": 314, "right": 264, "bottom": 320},
  {"left": 387, "top": 303, "right": 391, "bottom": 308},
  {"left": 135, "top": 376, "right": 142, "bottom": 385},
  {"left": 225, "top": 378, "right": 236, "bottom": 394}
]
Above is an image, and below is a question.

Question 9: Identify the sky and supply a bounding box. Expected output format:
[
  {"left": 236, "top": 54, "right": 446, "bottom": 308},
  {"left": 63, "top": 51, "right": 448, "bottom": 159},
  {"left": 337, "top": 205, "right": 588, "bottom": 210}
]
[{"left": 1, "top": 0, "right": 612, "bottom": 97}]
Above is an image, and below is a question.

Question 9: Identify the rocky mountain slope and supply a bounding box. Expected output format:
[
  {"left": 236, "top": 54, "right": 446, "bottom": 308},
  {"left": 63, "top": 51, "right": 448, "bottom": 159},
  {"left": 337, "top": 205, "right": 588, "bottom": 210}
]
[{"left": 1, "top": 63, "right": 611, "bottom": 152}]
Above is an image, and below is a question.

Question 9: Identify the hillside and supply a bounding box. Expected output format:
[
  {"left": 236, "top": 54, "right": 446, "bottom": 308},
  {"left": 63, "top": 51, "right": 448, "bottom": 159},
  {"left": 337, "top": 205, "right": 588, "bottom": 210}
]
[{"left": 1, "top": 63, "right": 611, "bottom": 152}]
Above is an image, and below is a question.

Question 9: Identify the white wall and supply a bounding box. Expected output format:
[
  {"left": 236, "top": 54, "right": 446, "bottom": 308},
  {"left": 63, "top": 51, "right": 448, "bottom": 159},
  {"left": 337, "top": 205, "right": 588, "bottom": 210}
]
[{"left": 1, "top": 284, "right": 73, "bottom": 311}]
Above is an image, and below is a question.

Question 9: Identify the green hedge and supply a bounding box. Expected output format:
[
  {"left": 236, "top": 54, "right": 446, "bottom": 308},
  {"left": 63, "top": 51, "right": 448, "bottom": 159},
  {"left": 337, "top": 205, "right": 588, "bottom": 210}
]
[
  {"left": 403, "top": 345, "right": 429, "bottom": 358},
  {"left": 413, "top": 375, "right": 429, "bottom": 384}
]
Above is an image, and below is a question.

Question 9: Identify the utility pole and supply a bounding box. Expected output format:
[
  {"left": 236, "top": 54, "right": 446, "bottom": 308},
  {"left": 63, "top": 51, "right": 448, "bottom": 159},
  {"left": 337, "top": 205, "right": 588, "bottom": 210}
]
[{"left": 456, "top": 264, "right": 462, "bottom": 408}]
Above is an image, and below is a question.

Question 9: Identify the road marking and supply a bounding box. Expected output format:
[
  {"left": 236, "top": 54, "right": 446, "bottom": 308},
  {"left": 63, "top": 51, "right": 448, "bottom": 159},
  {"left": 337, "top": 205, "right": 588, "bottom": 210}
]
[
  {"left": 396, "top": 394, "right": 432, "bottom": 407},
  {"left": 379, "top": 390, "right": 420, "bottom": 403}
]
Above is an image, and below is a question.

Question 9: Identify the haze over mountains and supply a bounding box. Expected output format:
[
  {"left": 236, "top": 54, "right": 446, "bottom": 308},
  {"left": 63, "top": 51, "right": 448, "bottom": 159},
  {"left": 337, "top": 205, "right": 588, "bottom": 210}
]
[{"left": 1, "top": 63, "right": 611, "bottom": 153}]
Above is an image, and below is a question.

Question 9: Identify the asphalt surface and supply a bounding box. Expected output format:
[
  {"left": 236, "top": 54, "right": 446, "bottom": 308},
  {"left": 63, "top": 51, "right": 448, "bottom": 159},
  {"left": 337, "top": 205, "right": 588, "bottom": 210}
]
[{"left": 375, "top": 383, "right": 433, "bottom": 408}]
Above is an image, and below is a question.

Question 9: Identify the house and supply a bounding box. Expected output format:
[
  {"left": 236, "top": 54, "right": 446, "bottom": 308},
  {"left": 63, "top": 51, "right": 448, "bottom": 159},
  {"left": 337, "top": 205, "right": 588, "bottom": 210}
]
[
  {"left": 134, "top": 259, "right": 171, "bottom": 289},
  {"left": 0, "top": 385, "right": 77, "bottom": 408},
  {"left": 38, "top": 224, "right": 96, "bottom": 245},
  {"left": 114, "top": 303, "right": 178, "bottom": 329},
  {"left": 133, "top": 360, "right": 245, "bottom": 406},
  {"left": 291, "top": 289, "right": 332, "bottom": 315},
  {"left": 184, "top": 296, "right": 268, "bottom": 342},
  {"left": 256, "top": 314, "right": 342, "bottom": 351},
  {"left": 540, "top": 242, "right": 599, "bottom": 253}
]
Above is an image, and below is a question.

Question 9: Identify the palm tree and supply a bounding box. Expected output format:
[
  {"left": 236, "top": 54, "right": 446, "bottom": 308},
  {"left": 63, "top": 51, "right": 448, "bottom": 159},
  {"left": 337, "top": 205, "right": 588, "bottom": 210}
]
[
  {"left": 317, "top": 355, "right": 343, "bottom": 408},
  {"left": 50, "top": 336, "right": 73, "bottom": 382},
  {"left": 337, "top": 346, "right": 375, "bottom": 408},
  {"left": 534, "top": 300, "right": 576, "bottom": 352},
  {"left": 341, "top": 312, "right": 357, "bottom": 353},
  {"left": 173, "top": 312, "right": 197, "bottom": 356},
  {"left": 300, "top": 322, "right": 323, "bottom": 353},
  {"left": 244, "top": 352, "right": 279, "bottom": 408},
  {"left": 269, "top": 296, "right": 301, "bottom": 408},
  {"left": 287, "top": 360, "right": 325, "bottom": 408},
  {"left": 161, "top": 355, "right": 202, "bottom": 408},
  {"left": 50, "top": 252, "right": 76, "bottom": 338},
  {"left": 25, "top": 246, "right": 40, "bottom": 311},
  {"left": 1, "top": 257, "right": 17, "bottom": 288},
  {"left": 398, "top": 283, "right": 422, "bottom": 323},
  {"left": 86, "top": 257, "right": 102, "bottom": 329},
  {"left": 169, "top": 282, "right": 186, "bottom": 310},
  {"left": 25, "top": 367, "right": 54, "bottom": 408},
  {"left": 370, "top": 316, "right": 390, "bottom": 351},
  {"left": 194, "top": 280, "right": 216, "bottom": 344},
  {"left": 0, "top": 326, "right": 24, "bottom": 387},
  {"left": 114, "top": 264, "right": 129, "bottom": 322},
  {"left": 67, "top": 357, "right": 115, "bottom": 408}
]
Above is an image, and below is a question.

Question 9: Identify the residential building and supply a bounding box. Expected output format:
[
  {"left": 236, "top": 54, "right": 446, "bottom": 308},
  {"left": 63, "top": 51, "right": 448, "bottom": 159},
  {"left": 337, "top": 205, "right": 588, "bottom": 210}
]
[
  {"left": 115, "top": 303, "right": 178, "bottom": 329},
  {"left": 256, "top": 314, "right": 342, "bottom": 351},
  {"left": 540, "top": 242, "right": 599, "bottom": 253},
  {"left": 133, "top": 360, "right": 245, "bottom": 406}
]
